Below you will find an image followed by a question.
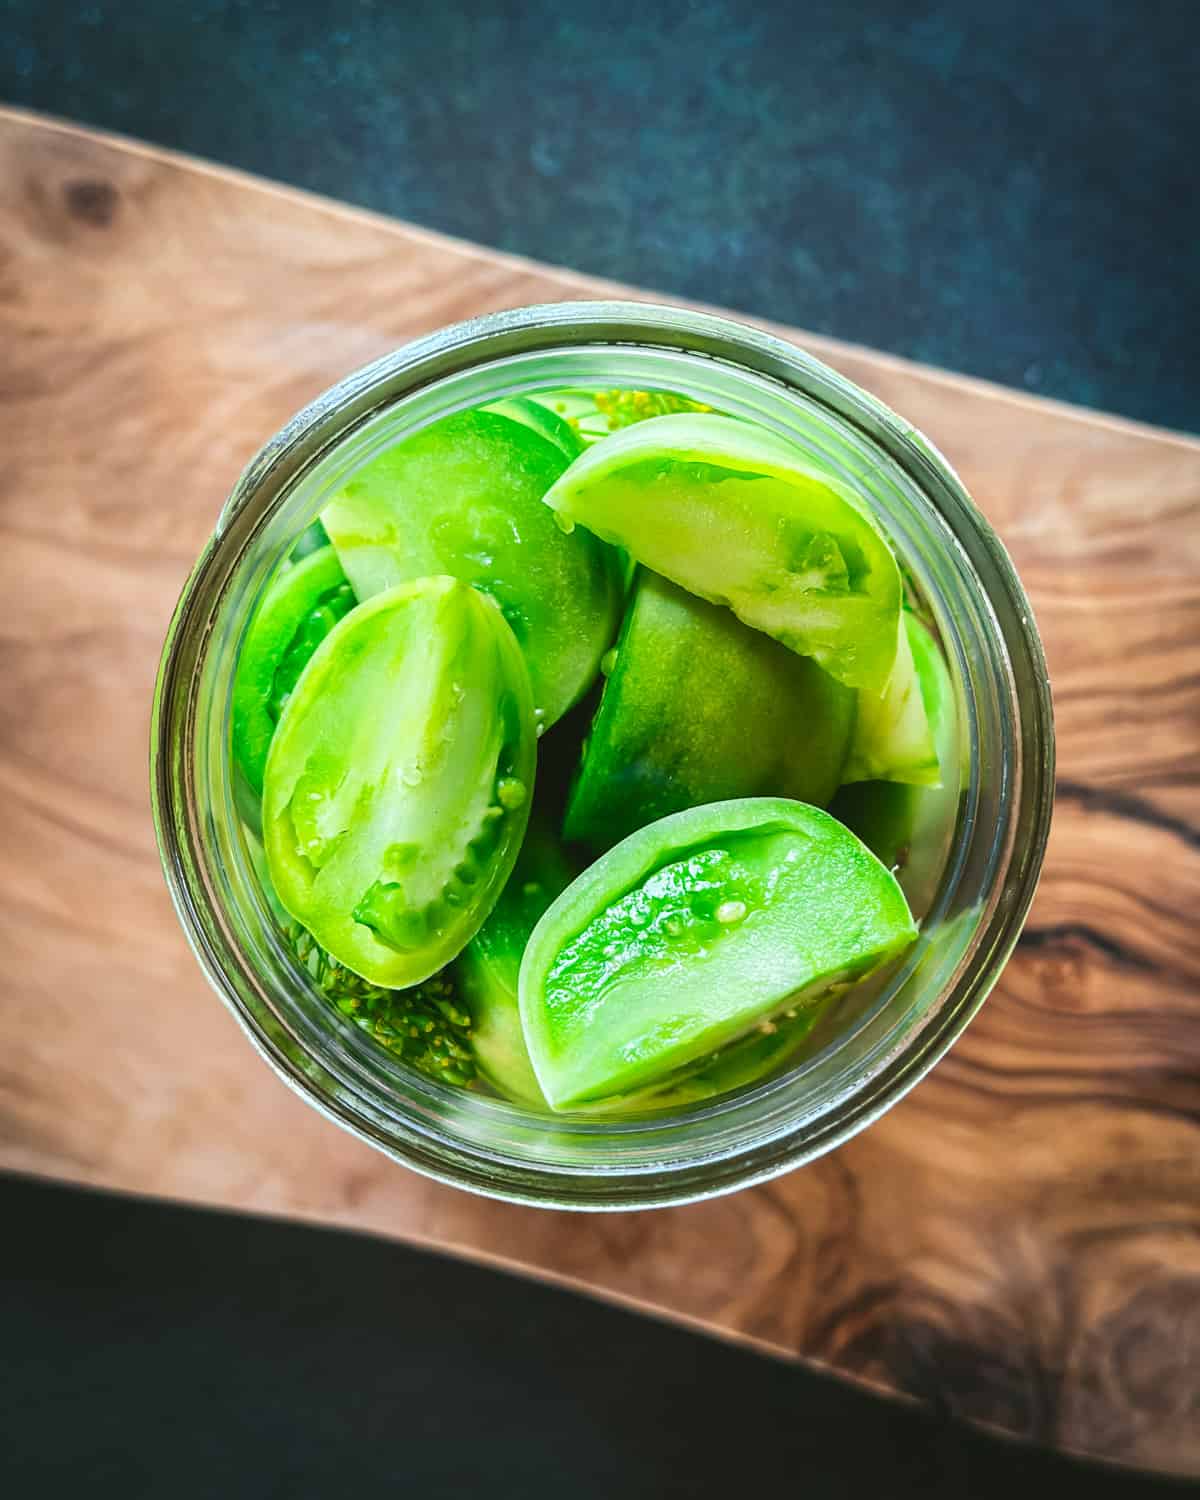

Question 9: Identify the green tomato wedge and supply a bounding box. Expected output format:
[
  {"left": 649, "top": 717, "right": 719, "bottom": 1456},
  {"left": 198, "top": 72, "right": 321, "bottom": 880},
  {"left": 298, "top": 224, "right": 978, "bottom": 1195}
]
[
  {"left": 264, "top": 575, "right": 536, "bottom": 988},
  {"left": 321, "top": 407, "right": 622, "bottom": 729},
  {"left": 455, "top": 818, "right": 575, "bottom": 1107},
  {"left": 456, "top": 815, "right": 823, "bottom": 1114},
  {"left": 541, "top": 413, "right": 903, "bottom": 695},
  {"left": 485, "top": 396, "right": 584, "bottom": 461},
  {"left": 831, "top": 614, "right": 962, "bottom": 916},
  {"left": 232, "top": 545, "right": 357, "bottom": 795},
  {"left": 519, "top": 797, "right": 917, "bottom": 1109},
  {"left": 840, "top": 611, "right": 940, "bottom": 786},
  {"left": 290, "top": 518, "right": 332, "bottom": 560},
  {"left": 565, "top": 569, "right": 855, "bottom": 851}
]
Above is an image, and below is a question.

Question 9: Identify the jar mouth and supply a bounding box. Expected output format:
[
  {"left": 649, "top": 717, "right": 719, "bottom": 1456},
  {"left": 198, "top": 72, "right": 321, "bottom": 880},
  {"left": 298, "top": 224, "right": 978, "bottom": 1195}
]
[{"left": 152, "top": 301, "right": 1054, "bottom": 1211}]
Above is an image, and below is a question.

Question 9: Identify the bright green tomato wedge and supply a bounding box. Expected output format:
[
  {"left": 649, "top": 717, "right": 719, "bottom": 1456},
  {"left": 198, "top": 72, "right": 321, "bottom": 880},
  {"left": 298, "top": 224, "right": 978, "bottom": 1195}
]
[
  {"left": 519, "top": 797, "right": 917, "bottom": 1109},
  {"left": 232, "top": 546, "right": 357, "bottom": 795},
  {"left": 831, "top": 615, "right": 961, "bottom": 916},
  {"left": 565, "top": 570, "right": 855, "bottom": 852},
  {"left": 455, "top": 818, "right": 576, "bottom": 1106},
  {"left": 542, "top": 413, "right": 903, "bottom": 694},
  {"left": 264, "top": 576, "right": 536, "bottom": 988},
  {"left": 456, "top": 813, "right": 825, "bottom": 1114},
  {"left": 841, "top": 611, "right": 940, "bottom": 786},
  {"left": 460, "top": 809, "right": 831, "bottom": 1113},
  {"left": 485, "top": 396, "right": 584, "bottom": 462},
  {"left": 321, "top": 408, "right": 622, "bottom": 729}
]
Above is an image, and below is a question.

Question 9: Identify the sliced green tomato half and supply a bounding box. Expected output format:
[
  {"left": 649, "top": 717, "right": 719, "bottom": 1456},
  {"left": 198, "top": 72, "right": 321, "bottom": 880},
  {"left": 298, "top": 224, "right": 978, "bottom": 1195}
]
[
  {"left": 831, "top": 614, "right": 962, "bottom": 917},
  {"left": 321, "top": 406, "right": 623, "bottom": 729},
  {"left": 541, "top": 413, "right": 903, "bottom": 695},
  {"left": 565, "top": 569, "right": 855, "bottom": 852},
  {"left": 454, "top": 817, "right": 576, "bottom": 1107},
  {"left": 841, "top": 611, "right": 940, "bottom": 787},
  {"left": 264, "top": 576, "right": 536, "bottom": 988},
  {"left": 520, "top": 797, "right": 917, "bottom": 1109},
  {"left": 232, "top": 545, "right": 356, "bottom": 795}
]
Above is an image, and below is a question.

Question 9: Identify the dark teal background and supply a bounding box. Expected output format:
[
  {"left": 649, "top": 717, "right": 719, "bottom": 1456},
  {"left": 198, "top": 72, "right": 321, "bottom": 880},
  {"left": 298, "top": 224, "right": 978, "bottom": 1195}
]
[
  {"left": 4, "top": 0, "right": 1197, "bottom": 432},
  {"left": 2, "top": 4, "right": 1196, "bottom": 1495}
]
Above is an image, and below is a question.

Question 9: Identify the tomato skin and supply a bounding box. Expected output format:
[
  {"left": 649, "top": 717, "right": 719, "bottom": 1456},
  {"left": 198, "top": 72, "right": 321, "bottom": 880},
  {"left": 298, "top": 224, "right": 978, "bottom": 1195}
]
[
  {"left": 264, "top": 576, "right": 536, "bottom": 989},
  {"left": 232, "top": 546, "right": 355, "bottom": 795},
  {"left": 565, "top": 569, "right": 856, "bottom": 852},
  {"left": 520, "top": 797, "right": 917, "bottom": 1109},
  {"left": 322, "top": 407, "right": 623, "bottom": 730}
]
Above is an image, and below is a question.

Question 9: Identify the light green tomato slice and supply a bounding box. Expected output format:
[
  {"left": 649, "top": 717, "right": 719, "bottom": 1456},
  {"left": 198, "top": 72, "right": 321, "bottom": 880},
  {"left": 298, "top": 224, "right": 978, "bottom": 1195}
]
[
  {"left": 541, "top": 413, "right": 903, "bottom": 694},
  {"left": 831, "top": 614, "right": 962, "bottom": 917},
  {"left": 520, "top": 797, "right": 917, "bottom": 1109},
  {"left": 264, "top": 576, "right": 536, "bottom": 988},
  {"left": 841, "top": 611, "right": 940, "bottom": 787},
  {"left": 321, "top": 407, "right": 622, "bottom": 729},
  {"left": 454, "top": 818, "right": 575, "bottom": 1107},
  {"left": 565, "top": 569, "right": 855, "bottom": 852}
]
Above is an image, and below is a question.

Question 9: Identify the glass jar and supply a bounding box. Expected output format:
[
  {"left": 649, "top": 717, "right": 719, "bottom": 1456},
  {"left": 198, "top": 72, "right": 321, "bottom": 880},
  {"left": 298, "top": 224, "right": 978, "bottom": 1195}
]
[{"left": 151, "top": 301, "right": 1054, "bottom": 1210}]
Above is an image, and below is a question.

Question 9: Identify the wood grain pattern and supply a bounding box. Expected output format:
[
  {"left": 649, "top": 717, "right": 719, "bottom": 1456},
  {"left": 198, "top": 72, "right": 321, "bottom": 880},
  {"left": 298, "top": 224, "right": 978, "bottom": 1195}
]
[{"left": 2, "top": 109, "right": 1199, "bottom": 1475}]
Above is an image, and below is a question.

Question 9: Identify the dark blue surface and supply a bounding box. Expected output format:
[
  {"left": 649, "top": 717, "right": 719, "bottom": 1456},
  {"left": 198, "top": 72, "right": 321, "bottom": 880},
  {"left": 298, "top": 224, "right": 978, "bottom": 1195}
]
[{"left": 5, "top": 0, "right": 1197, "bottom": 432}]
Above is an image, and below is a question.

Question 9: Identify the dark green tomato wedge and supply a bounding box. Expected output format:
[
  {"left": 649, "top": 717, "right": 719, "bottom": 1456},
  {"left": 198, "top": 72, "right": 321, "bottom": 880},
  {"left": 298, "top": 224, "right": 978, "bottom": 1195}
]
[
  {"left": 321, "top": 407, "right": 623, "bottom": 730},
  {"left": 485, "top": 396, "right": 584, "bottom": 462},
  {"left": 264, "top": 576, "right": 536, "bottom": 988},
  {"left": 455, "top": 818, "right": 576, "bottom": 1106},
  {"left": 541, "top": 413, "right": 903, "bottom": 695},
  {"left": 564, "top": 569, "right": 856, "bottom": 852},
  {"left": 831, "top": 614, "right": 961, "bottom": 917},
  {"left": 290, "top": 518, "right": 332, "bottom": 560},
  {"left": 232, "top": 545, "right": 357, "bottom": 795},
  {"left": 519, "top": 797, "right": 917, "bottom": 1109}
]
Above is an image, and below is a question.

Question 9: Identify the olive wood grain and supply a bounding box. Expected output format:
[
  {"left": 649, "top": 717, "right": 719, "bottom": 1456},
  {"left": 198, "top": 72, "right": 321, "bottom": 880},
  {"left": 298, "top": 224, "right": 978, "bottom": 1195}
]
[{"left": 2, "top": 109, "right": 1198, "bottom": 1475}]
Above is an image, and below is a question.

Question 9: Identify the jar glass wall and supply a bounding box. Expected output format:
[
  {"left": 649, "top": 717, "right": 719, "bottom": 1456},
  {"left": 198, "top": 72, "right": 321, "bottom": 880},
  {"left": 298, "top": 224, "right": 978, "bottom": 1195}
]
[{"left": 152, "top": 302, "right": 1054, "bottom": 1210}]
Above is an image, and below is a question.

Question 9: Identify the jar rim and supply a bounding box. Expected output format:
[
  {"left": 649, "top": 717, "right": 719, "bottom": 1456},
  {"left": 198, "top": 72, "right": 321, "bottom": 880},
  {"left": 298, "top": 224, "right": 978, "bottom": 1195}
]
[{"left": 152, "top": 300, "right": 1055, "bottom": 1210}]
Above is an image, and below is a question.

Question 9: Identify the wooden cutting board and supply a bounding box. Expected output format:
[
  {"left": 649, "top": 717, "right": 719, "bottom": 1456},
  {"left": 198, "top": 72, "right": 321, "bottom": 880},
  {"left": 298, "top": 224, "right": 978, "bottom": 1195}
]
[{"left": 2, "top": 108, "right": 1198, "bottom": 1476}]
